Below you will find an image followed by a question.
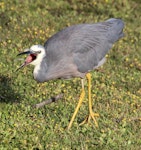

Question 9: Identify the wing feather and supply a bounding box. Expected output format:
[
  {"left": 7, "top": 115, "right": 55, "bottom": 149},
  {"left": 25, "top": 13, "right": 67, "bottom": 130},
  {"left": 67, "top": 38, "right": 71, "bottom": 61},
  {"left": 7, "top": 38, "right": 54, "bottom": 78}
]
[{"left": 44, "top": 18, "right": 124, "bottom": 73}]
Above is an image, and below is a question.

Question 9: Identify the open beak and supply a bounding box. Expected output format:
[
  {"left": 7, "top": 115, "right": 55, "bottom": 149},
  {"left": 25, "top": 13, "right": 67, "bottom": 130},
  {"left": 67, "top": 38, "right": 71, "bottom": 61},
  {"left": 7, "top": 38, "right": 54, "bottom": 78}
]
[
  {"left": 16, "top": 50, "right": 38, "bottom": 71},
  {"left": 16, "top": 50, "right": 31, "bottom": 71}
]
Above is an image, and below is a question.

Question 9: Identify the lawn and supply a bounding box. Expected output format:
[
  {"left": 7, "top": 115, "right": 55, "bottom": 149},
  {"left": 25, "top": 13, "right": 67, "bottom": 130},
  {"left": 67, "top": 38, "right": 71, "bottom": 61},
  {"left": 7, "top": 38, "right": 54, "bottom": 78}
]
[{"left": 0, "top": 0, "right": 141, "bottom": 149}]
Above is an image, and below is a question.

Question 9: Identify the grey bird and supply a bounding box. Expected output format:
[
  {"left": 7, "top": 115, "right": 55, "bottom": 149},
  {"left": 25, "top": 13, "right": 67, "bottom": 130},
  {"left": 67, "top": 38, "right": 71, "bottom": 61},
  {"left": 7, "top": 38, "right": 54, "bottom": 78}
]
[{"left": 17, "top": 18, "right": 124, "bottom": 129}]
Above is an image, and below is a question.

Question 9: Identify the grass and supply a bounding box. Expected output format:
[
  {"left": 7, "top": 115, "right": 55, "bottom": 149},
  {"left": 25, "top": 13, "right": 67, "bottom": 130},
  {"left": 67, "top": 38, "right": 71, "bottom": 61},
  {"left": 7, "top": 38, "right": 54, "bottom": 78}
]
[{"left": 0, "top": 0, "right": 141, "bottom": 149}]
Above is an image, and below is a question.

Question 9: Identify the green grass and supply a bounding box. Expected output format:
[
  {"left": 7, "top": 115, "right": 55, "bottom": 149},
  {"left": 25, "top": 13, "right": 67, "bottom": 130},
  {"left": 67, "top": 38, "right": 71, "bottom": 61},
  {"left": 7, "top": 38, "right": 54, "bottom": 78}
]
[{"left": 0, "top": 0, "right": 141, "bottom": 149}]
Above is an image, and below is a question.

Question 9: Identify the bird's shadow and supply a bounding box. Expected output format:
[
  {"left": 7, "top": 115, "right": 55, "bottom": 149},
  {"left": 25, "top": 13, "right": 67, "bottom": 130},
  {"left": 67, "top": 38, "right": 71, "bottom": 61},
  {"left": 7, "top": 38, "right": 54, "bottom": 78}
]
[{"left": 0, "top": 74, "right": 21, "bottom": 103}]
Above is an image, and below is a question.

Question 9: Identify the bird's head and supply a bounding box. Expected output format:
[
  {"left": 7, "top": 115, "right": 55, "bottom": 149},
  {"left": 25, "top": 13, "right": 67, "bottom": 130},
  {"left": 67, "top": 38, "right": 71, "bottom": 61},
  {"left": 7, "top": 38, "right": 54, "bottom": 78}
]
[{"left": 16, "top": 45, "right": 46, "bottom": 71}]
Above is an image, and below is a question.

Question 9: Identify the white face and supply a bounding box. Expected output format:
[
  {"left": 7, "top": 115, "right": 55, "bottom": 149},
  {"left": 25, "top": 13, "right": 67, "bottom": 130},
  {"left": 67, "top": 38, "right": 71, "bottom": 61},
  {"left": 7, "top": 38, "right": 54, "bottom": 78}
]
[
  {"left": 29, "top": 45, "right": 46, "bottom": 66},
  {"left": 17, "top": 45, "right": 46, "bottom": 71}
]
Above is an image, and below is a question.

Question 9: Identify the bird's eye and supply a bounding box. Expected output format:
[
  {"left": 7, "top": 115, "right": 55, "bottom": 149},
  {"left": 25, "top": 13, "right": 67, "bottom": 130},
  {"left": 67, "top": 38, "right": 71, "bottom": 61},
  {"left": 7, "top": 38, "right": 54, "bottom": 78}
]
[{"left": 38, "top": 51, "right": 41, "bottom": 54}]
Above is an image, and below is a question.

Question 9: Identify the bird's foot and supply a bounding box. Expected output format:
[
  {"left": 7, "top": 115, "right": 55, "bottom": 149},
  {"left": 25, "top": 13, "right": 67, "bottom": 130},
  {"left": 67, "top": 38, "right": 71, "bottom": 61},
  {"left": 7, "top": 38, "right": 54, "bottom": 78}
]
[{"left": 79, "top": 111, "right": 99, "bottom": 127}]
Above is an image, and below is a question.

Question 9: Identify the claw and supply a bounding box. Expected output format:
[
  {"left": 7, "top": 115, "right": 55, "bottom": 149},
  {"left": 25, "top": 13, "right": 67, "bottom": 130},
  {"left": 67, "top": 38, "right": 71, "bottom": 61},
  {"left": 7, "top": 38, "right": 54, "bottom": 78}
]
[{"left": 79, "top": 112, "right": 99, "bottom": 127}]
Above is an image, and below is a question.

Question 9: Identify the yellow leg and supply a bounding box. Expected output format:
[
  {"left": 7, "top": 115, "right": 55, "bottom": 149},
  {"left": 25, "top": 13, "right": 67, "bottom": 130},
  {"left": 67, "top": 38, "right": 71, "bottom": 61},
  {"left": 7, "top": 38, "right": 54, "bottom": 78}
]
[
  {"left": 80, "top": 73, "right": 99, "bottom": 127},
  {"left": 67, "top": 79, "right": 85, "bottom": 130}
]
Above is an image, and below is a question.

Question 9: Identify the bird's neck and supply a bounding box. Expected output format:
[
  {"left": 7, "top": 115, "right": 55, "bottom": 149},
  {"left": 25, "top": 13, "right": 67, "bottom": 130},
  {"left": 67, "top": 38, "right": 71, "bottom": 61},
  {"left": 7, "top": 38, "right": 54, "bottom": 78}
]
[{"left": 33, "top": 59, "right": 48, "bottom": 83}]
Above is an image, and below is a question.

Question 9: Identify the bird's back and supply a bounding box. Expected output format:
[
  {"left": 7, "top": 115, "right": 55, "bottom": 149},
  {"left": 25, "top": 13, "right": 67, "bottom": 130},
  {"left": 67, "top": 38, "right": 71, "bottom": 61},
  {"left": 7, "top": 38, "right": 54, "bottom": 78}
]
[{"left": 43, "top": 18, "right": 124, "bottom": 79}]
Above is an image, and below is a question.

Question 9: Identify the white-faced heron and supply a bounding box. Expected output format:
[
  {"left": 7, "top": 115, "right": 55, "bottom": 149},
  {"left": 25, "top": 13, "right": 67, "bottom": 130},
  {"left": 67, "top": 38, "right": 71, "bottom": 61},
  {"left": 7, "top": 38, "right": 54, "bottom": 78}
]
[{"left": 17, "top": 18, "right": 124, "bottom": 129}]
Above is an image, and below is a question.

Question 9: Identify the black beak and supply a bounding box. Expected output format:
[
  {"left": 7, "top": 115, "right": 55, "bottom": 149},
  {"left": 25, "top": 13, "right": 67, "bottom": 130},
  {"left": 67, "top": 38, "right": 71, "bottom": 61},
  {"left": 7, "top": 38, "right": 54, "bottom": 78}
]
[
  {"left": 17, "top": 50, "right": 41, "bottom": 56},
  {"left": 16, "top": 50, "right": 31, "bottom": 72},
  {"left": 15, "top": 63, "right": 26, "bottom": 72},
  {"left": 17, "top": 50, "right": 31, "bottom": 56}
]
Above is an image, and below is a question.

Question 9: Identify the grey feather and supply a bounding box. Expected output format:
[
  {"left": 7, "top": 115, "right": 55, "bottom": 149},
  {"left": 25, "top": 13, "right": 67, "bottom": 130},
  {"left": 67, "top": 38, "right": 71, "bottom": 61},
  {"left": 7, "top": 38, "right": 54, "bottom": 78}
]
[{"left": 43, "top": 18, "right": 124, "bottom": 80}]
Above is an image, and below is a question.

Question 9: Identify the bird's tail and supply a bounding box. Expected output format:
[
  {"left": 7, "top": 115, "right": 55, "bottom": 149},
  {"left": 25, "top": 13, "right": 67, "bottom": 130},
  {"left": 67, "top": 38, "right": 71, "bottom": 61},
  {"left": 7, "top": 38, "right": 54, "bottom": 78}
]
[{"left": 106, "top": 18, "right": 124, "bottom": 43}]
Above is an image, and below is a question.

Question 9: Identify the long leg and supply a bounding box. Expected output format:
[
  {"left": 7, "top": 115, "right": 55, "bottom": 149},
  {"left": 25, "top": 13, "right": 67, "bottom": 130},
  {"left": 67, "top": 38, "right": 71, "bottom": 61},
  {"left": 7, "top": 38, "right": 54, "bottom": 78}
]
[
  {"left": 67, "top": 79, "right": 85, "bottom": 129},
  {"left": 80, "top": 73, "right": 99, "bottom": 127}
]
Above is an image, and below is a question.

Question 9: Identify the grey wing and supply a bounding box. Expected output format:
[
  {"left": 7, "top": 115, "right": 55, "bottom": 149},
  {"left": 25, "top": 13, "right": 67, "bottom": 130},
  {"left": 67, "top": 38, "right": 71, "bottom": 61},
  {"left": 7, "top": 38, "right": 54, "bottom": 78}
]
[
  {"left": 69, "top": 18, "right": 124, "bottom": 73},
  {"left": 44, "top": 18, "right": 124, "bottom": 74}
]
